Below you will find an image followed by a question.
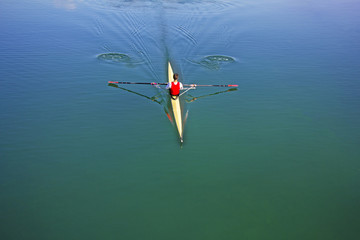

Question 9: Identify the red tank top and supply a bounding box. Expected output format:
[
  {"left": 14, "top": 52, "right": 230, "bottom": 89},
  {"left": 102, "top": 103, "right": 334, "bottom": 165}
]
[{"left": 170, "top": 82, "right": 180, "bottom": 96}]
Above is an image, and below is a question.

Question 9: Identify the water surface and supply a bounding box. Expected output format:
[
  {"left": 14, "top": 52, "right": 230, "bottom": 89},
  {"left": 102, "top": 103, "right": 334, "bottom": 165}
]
[{"left": 1, "top": 0, "right": 359, "bottom": 239}]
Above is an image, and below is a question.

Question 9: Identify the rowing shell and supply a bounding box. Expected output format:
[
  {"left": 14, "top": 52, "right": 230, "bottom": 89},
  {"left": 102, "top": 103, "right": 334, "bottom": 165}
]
[
  {"left": 168, "top": 62, "right": 183, "bottom": 142},
  {"left": 108, "top": 68, "right": 238, "bottom": 143}
]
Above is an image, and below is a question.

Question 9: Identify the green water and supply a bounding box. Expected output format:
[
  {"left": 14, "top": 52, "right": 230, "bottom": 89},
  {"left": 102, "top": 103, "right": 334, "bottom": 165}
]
[{"left": 1, "top": 0, "right": 359, "bottom": 239}]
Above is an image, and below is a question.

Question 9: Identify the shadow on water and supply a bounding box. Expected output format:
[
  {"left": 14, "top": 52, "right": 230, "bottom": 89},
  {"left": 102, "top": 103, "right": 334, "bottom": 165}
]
[
  {"left": 185, "top": 87, "right": 238, "bottom": 103},
  {"left": 108, "top": 83, "right": 174, "bottom": 123}
]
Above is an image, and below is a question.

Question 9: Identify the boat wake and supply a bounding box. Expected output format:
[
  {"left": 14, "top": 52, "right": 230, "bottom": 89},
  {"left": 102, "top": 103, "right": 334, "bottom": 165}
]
[{"left": 85, "top": 0, "right": 244, "bottom": 14}]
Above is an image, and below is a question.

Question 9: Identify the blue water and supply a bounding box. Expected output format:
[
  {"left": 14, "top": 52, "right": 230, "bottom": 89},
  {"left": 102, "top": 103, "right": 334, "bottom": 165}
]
[{"left": 1, "top": 0, "right": 360, "bottom": 239}]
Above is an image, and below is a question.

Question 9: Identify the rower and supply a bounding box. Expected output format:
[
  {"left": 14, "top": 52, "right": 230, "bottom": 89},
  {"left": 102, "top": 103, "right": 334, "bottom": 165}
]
[{"left": 166, "top": 73, "right": 183, "bottom": 100}]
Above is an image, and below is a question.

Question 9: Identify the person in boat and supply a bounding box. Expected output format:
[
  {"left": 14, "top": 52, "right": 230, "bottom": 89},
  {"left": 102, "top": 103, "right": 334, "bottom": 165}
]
[{"left": 166, "top": 73, "right": 183, "bottom": 100}]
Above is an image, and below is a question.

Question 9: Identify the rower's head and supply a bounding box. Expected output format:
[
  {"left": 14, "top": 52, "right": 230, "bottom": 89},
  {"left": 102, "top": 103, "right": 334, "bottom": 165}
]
[{"left": 173, "top": 73, "right": 179, "bottom": 81}]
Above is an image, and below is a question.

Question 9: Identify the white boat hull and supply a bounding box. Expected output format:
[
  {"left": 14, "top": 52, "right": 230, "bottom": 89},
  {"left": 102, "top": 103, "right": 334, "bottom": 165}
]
[{"left": 168, "top": 62, "right": 183, "bottom": 142}]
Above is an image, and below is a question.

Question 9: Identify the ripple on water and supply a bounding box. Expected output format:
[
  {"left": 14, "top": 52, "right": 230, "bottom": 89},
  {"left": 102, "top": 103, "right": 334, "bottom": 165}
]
[
  {"left": 97, "top": 53, "right": 143, "bottom": 66},
  {"left": 85, "top": 0, "right": 244, "bottom": 13},
  {"left": 190, "top": 55, "right": 236, "bottom": 70}
]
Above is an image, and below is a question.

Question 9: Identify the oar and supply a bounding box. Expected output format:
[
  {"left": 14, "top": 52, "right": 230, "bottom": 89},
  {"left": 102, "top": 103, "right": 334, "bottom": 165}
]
[
  {"left": 108, "top": 81, "right": 167, "bottom": 85},
  {"left": 108, "top": 81, "right": 238, "bottom": 87},
  {"left": 184, "top": 84, "right": 238, "bottom": 87}
]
